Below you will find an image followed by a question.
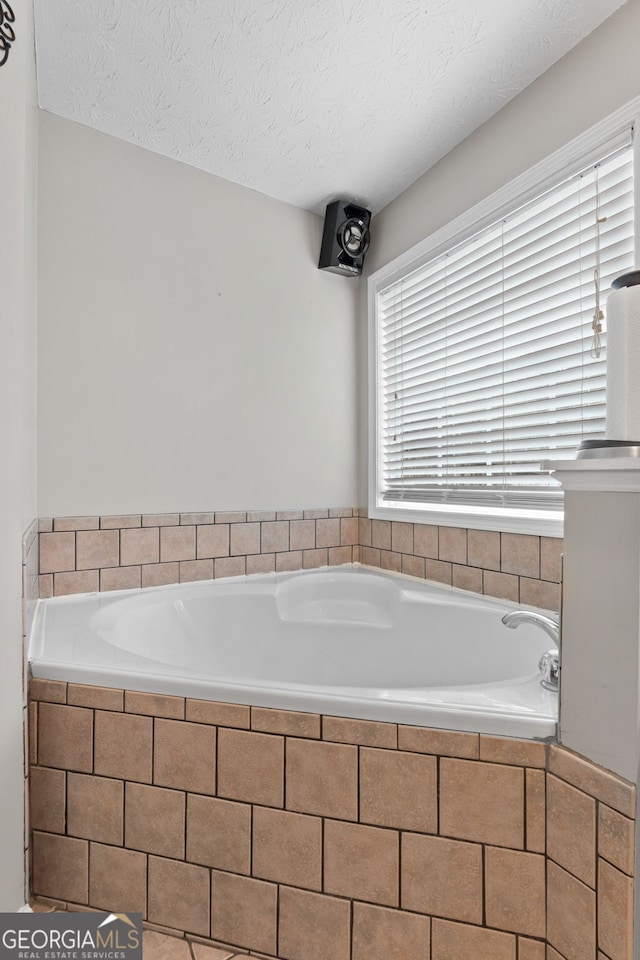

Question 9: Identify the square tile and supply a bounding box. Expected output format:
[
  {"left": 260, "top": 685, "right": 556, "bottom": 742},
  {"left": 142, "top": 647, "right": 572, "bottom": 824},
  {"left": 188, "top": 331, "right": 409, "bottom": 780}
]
[
  {"left": 352, "top": 902, "right": 430, "bottom": 960},
  {"left": 154, "top": 718, "right": 216, "bottom": 794},
  {"left": 30, "top": 767, "right": 66, "bottom": 833},
  {"left": 94, "top": 710, "right": 153, "bottom": 782},
  {"left": 187, "top": 794, "right": 251, "bottom": 873},
  {"left": 32, "top": 832, "right": 88, "bottom": 903},
  {"left": 598, "top": 857, "right": 633, "bottom": 960},
  {"left": 120, "top": 527, "right": 160, "bottom": 565},
  {"left": 38, "top": 702, "right": 93, "bottom": 772},
  {"left": 89, "top": 842, "right": 147, "bottom": 914},
  {"left": 125, "top": 782, "right": 185, "bottom": 858},
  {"left": 148, "top": 856, "right": 210, "bottom": 936},
  {"left": 40, "top": 532, "right": 76, "bottom": 574},
  {"left": 547, "top": 774, "right": 596, "bottom": 887},
  {"left": 485, "top": 847, "right": 545, "bottom": 937},
  {"left": 230, "top": 522, "right": 261, "bottom": 556},
  {"left": 260, "top": 521, "right": 289, "bottom": 553},
  {"left": 278, "top": 886, "right": 350, "bottom": 960},
  {"left": 67, "top": 772, "right": 123, "bottom": 845},
  {"left": 324, "top": 819, "right": 399, "bottom": 906},
  {"left": 598, "top": 805, "right": 635, "bottom": 875},
  {"left": 252, "top": 807, "right": 321, "bottom": 890},
  {"left": 360, "top": 747, "right": 437, "bottom": 832},
  {"left": 286, "top": 738, "right": 357, "bottom": 820},
  {"left": 217, "top": 728, "right": 284, "bottom": 807},
  {"left": 160, "top": 525, "right": 196, "bottom": 562},
  {"left": 76, "top": 530, "right": 119, "bottom": 569},
  {"left": 211, "top": 871, "right": 277, "bottom": 954},
  {"left": 546, "top": 860, "right": 596, "bottom": 960},
  {"left": 401, "top": 833, "right": 482, "bottom": 923},
  {"left": 440, "top": 758, "right": 524, "bottom": 848},
  {"left": 432, "top": 918, "right": 515, "bottom": 960},
  {"left": 197, "top": 524, "right": 230, "bottom": 559}
]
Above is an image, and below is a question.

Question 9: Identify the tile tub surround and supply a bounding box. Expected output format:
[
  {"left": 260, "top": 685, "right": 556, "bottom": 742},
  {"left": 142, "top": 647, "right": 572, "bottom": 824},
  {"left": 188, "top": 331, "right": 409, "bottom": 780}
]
[
  {"left": 36, "top": 509, "right": 563, "bottom": 610},
  {"left": 28, "top": 680, "right": 634, "bottom": 960}
]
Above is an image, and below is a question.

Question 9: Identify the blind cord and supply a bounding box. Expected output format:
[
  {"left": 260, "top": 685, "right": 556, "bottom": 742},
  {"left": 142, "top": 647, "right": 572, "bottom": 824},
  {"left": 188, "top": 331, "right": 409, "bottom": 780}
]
[{"left": 591, "top": 164, "right": 607, "bottom": 359}]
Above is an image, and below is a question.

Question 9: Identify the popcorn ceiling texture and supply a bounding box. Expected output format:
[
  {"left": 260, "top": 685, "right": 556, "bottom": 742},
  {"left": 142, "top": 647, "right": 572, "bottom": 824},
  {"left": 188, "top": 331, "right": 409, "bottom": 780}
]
[{"left": 33, "top": 0, "right": 623, "bottom": 213}]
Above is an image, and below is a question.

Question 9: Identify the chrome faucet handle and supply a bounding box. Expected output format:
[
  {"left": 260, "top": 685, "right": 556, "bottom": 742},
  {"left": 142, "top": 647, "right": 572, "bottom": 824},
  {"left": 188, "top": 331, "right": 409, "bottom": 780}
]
[{"left": 538, "top": 650, "right": 559, "bottom": 691}]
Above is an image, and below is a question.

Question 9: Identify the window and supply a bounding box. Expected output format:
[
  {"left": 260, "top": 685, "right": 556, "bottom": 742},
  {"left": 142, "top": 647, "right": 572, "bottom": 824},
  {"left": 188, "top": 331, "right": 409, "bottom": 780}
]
[{"left": 369, "top": 111, "right": 637, "bottom": 537}]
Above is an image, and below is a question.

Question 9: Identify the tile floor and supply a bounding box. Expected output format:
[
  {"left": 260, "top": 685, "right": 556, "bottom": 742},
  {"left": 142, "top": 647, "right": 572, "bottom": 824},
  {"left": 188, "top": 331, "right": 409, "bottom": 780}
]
[{"left": 31, "top": 901, "right": 249, "bottom": 960}]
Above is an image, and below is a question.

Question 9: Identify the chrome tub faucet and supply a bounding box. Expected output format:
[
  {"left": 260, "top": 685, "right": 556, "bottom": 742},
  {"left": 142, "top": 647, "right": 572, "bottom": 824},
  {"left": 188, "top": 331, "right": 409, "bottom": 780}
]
[{"left": 501, "top": 609, "right": 560, "bottom": 692}]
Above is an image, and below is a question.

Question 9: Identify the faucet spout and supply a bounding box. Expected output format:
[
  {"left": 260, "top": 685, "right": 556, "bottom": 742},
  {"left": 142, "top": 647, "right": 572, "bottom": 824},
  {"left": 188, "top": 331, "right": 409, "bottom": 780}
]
[{"left": 501, "top": 609, "right": 560, "bottom": 648}]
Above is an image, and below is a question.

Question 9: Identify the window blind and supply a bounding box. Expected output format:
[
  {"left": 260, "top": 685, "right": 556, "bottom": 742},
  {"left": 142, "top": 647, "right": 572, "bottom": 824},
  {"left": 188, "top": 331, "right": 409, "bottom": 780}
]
[{"left": 377, "top": 138, "right": 635, "bottom": 512}]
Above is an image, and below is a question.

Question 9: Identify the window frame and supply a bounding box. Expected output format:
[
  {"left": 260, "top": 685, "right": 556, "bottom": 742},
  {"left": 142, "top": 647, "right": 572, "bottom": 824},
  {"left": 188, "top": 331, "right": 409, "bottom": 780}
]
[{"left": 368, "top": 98, "right": 640, "bottom": 538}]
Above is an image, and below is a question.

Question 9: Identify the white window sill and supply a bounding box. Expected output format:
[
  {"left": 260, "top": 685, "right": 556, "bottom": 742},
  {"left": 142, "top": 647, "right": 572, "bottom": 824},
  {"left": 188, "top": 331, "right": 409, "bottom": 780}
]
[{"left": 368, "top": 501, "right": 564, "bottom": 538}]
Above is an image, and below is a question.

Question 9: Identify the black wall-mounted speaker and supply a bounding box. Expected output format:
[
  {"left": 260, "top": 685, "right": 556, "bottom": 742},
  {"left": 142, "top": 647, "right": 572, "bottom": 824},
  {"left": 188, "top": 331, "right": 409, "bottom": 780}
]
[{"left": 318, "top": 200, "right": 372, "bottom": 277}]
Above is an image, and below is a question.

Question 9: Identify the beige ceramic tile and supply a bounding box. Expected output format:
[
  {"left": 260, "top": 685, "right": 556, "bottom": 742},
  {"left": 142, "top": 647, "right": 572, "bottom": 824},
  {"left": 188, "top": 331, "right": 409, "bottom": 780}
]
[
  {"left": 360, "top": 546, "right": 381, "bottom": 567},
  {"left": 248, "top": 510, "right": 277, "bottom": 522},
  {"left": 398, "top": 725, "right": 479, "bottom": 759},
  {"left": 38, "top": 574, "right": 53, "bottom": 598},
  {"left": 247, "top": 553, "right": 276, "bottom": 574},
  {"left": 501, "top": 533, "right": 540, "bottom": 578},
  {"left": 53, "top": 516, "right": 99, "bottom": 531},
  {"left": 196, "top": 524, "right": 230, "bottom": 558},
  {"left": 67, "top": 772, "right": 123, "bottom": 845},
  {"left": 467, "top": 529, "right": 501, "bottom": 571},
  {"left": 549, "top": 746, "right": 636, "bottom": 818},
  {"left": 275, "top": 551, "right": 303, "bottom": 571},
  {"left": 518, "top": 938, "right": 546, "bottom": 960},
  {"left": 94, "top": 710, "right": 153, "bottom": 782},
  {"left": 125, "top": 781, "right": 185, "bottom": 858},
  {"left": 358, "top": 517, "right": 372, "bottom": 547},
  {"left": 186, "top": 698, "right": 250, "bottom": 728},
  {"left": 316, "top": 518, "right": 341, "bottom": 547},
  {"left": 547, "top": 773, "right": 596, "bottom": 887},
  {"left": 598, "top": 804, "right": 635, "bottom": 875},
  {"left": 401, "top": 833, "right": 482, "bottom": 923},
  {"left": 452, "top": 564, "right": 483, "bottom": 593},
  {"left": 142, "top": 931, "right": 192, "bottom": 960},
  {"left": 380, "top": 550, "right": 402, "bottom": 572},
  {"left": 402, "top": 554, "right": 426, "bottom": 578},
  {"left": 210, "top": 871, "right": 277, "bottom": 955},
  {"left": 76, "top": 530, "right": 119, "bottom": 569},
  {"left": 141, "top": 562, "right": 180, "bottom": 587},
  {"left": 352, "top": 902, "right": 430, "bottom": 960},
  {"left": 328, "top": 545, "right": 353, "bottom": 565},
  {"left": 32, "top": 832, "right": 88, "bottom": 904},
  {"left": 485, "top": 846, "right": 545, "bottom": 937},
  {"left": 340, "top": 516, "right": 359, "bottom": 545},
  {"left": 38, "top": 702, "right": 93, "bottom": 772},
  {"left": 413, "top": 523, "right": 438, "bottom": 558},
  {"left": 278, "top": 886, "right": 351, "bottom": 960},
  {"left": 181, "top": 512, "right": 215, "bottom": 525},
  {"left": 546, "top": 860, "right": 596, "bottom": 960},
  {"left": 40, "top": 532, "right": 76, "bottom": 573},
  {"left": 324, "top": 818, "right": 399, "bottom": 906},
  {"left": 438, "top": 526, "right": 467, "bottom": 563},
  {"left": 260, "top": 520, "right": 289, "bottom": 553},
  {"left": 322, "top": 716, "right": 397, "bottom": 748},
  {"left": 424, "top": 559, "right": 452, "bottom": 585},
  {"left": 88, "top": 841, "right": 147, "bottom": 916},
  {"left": 252, "top": 806, "right": 322, "bottom": 890},
  {"left": 526, "top": 768, "right": 546, "bottom": 854},
  {"left": 432, "top": 919, "right": 515, "bottom": 960},
  {"left": 100, "top": 566, "right": 142, "bottom": 591},
  {"left": 278, "top": 510, "right": 304, "bottom": 521},
  {"left": 479, "top": 735, "right": 547, "bottom": 768},
  {"left": 360, "top": 747, "right": 437, "bottom": 832},
  {"left": 370, "top": 519, "right": 391, "bottom": 550},
  {"left": 251, "top": 707, "right": 320, "bottom": 738},
  {"left": 120, "top": 527, "right": 159, "bottom": 565},
  {"left": 30, "top": 766, "right": 66, "bottom": 833},
  {"left": 67, "top": 683, "right": 123, "bottom": 711},
  {"left": 30, "top": 678, "right": 67, "bottom": 703},
  {"left": 541, "top": 537, "right": 563, "bottom": 582},
  {"left": 100, "top": 515, "right": 141, "bottom": 529},
  {"left": 302, "top": 548, "right": 328, "bottom": 568},
  {"left": 142, "top": 513, "right": 180, "bottom": 526},
  {"left": 598, "top": 857, "right": 634, "bottom": 960},
  {"left": 439, "top": 758, "right": 524, "bottom": 848},
  {"left": 217, "top": 728, "right": 284, "bottom": 807},
  {"left": 519, "top": 578, "right": 561, "bottom": 612},
  {"left": 148, "top": 856, "right": 210, "bottom": 935},
  {"left": 160, "top": 525, "right": 196, "bottom": 562},
  {"left": 230, "top": 522, "right": 261, "bottom": 556},
  {"left": 392, "top": 521, "right": 414, "bottom": 554},
  {"left": 216, "top": 511, "right": 247, "bottom": 523},
  {"left": 124, "top": 690, "right": 185, "bottom": 719},
  {"left": 187, "top": 794, "right": 251, "bottom": 873},
  {"left": 286, "top": 738, "right": 357, "bottom": 820},
  {"left": 180, "top": 559, "right": 213, "bottom": 582},
  {"left": 483, "top": 570, "right": 519, "bottom": 602},
  {"left": 215, "top": 556, "right": 246, "bottom": 578},
  {"left": 54, "top": 570, "right": 99, "bottom": 596},
  {"left": 303, "top": 508, "right": 328, "bottom": 519},
  {"left": 154, "top": 718, "right": 216, "bottom": 794},
  {"left": 289, "top": 520, "right": 316, "bottom": 550}
]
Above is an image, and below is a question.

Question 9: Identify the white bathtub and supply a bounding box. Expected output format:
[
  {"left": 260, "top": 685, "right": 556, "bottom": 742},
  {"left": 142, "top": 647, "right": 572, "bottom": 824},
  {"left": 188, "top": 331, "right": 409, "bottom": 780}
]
[{"left": 29, "top": 565, "right": 558, "bottom": 739}]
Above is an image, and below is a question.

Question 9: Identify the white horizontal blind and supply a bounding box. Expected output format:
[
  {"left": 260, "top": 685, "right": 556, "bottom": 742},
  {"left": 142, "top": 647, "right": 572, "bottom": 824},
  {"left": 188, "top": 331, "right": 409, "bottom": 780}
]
[{"left": 377, "top": 138, "right": 634, "bottom": 511}]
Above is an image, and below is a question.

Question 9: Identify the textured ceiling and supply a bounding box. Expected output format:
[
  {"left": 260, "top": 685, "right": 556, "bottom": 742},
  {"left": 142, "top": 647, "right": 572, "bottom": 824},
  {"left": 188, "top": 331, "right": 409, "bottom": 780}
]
[{"left": 34, "top": 0, "right": 625, "bottom": 215}]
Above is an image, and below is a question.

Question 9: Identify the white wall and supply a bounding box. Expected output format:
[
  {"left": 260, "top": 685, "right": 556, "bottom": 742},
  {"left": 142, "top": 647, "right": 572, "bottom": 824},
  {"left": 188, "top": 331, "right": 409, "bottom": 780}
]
[
  {"left": 0, "top": 0, "right": 38, "bottom": 910},
  {"left": 37, "top": 115, "right": 359, "bottom": 517}
]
